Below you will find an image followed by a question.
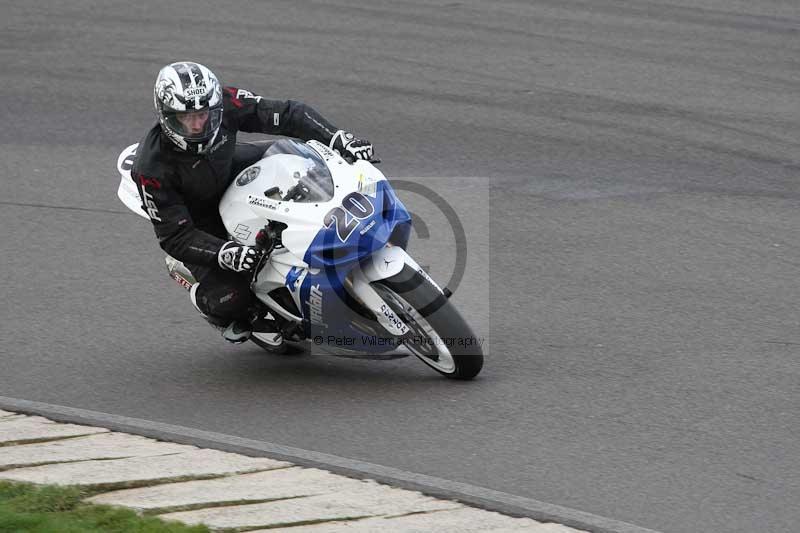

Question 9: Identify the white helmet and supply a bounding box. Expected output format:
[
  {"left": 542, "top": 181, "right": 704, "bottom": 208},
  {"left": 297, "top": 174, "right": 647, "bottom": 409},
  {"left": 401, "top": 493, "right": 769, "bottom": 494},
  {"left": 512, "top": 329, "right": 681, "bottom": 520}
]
[{"left": 153, "top": 62, "right": 223, "bottom": 154}]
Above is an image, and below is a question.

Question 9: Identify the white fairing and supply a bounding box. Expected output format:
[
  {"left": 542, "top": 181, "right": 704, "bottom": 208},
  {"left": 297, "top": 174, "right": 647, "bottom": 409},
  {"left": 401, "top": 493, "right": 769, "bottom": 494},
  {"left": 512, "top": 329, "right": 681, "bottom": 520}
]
[
  {"left": 115, "top": 139, "right": 434, "bottom": 340},
  {"left": 116, "top": 143, "right": 150, "bottom": 220},
  {"left": 251, "top": 247, "right": 311, "bottom": 322},
  {"left": 219, "top": 140, "right": 400, "bottom": 328},
  {"left": 219, "top": 140, "right": 383, "bottom": 257}
]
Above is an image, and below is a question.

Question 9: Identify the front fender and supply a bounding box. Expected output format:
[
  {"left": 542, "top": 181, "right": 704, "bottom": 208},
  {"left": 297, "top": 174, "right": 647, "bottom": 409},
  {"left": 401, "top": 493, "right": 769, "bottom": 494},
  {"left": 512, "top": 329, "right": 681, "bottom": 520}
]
[
  {"left": 349, "top": 246, "right": 443, "bottom": 337},
  {"left": 358, "top": 246, "right": 416, "bottom": 282},
  {"left": 358, "top": 245, "right": 444, "bottom": 293}
]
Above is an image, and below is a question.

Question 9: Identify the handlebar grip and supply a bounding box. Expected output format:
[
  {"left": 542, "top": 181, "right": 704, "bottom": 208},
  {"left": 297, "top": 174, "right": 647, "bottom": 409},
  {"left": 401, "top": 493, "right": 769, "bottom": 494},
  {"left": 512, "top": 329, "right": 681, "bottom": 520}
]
[{"left": 343, "top": 153, "right": 381, "bottom": 165}]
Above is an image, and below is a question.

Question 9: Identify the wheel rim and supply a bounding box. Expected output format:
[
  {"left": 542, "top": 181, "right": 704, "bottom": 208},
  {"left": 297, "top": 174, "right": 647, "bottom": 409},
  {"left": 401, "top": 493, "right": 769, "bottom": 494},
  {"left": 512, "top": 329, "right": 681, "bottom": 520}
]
[{"left": 373, "top": 285, "right": 456, "bottom": 374}]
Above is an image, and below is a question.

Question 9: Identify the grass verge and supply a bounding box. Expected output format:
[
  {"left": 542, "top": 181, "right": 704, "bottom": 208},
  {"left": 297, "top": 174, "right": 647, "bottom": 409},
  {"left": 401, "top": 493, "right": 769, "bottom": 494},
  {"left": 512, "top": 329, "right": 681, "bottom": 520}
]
[{"left": 0, "top": 480, "right": 209, "bottom": 533}]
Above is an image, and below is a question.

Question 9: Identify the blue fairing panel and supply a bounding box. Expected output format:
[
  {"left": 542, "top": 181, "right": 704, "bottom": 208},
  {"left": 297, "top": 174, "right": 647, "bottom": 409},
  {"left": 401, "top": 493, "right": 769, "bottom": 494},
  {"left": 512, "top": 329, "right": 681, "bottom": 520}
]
[
  {"left": 295, "top": 180, "right": 411, "bottom": 354},
  {"left": 303, "top": 181, "right": 411, "bottom": 269},
  {"left": 298, "top": 268, "right": 398, "bottom": 354}
]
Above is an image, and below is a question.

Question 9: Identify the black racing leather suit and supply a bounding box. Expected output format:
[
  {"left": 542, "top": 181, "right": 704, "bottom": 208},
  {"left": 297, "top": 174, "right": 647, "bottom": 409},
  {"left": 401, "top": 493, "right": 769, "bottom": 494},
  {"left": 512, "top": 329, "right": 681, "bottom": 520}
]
[{"left": 131, "top": 87, "right": 341, "bottom": 323}]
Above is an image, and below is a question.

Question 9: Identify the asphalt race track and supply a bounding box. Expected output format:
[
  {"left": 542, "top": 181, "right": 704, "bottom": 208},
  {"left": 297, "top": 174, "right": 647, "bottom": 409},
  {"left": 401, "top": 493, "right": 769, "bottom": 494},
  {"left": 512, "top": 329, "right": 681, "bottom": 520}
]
[{"left": 1, "top": 2, "right": 798, "bottom": 532}]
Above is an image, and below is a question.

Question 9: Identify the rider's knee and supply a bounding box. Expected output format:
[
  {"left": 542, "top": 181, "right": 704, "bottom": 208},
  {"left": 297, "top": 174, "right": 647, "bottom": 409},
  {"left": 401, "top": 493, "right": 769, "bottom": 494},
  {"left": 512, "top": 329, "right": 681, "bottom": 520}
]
[{"left": 190, "top": 281, "right": 252, "bottom": 324}]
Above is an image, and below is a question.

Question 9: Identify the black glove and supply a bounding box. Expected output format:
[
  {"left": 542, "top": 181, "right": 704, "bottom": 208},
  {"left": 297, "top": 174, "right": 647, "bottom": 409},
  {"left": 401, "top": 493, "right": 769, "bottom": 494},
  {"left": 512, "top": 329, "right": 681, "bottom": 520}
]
[
  {"left": 255, "top": 225, "right": 277, "bottom": 254},
  {"left": 329, "top": 130, "right": 374, "bottom": 161},
  {"left": 217, "top": 241, "right": 263, "bottom": 273}
]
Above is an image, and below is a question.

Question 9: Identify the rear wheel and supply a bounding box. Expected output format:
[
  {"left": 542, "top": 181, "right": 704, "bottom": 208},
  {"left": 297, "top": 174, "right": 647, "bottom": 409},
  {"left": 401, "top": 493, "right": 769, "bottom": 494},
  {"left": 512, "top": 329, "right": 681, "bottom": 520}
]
[{"left": 372, "top": 266, "right": 483, "bottom": 379}]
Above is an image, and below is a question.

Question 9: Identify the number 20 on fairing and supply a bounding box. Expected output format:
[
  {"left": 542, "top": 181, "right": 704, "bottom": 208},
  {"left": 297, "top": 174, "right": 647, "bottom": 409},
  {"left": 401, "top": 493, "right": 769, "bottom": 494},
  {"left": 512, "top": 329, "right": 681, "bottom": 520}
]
[{"left": 323, "top": 192, "right": 375, "bottom": 242}]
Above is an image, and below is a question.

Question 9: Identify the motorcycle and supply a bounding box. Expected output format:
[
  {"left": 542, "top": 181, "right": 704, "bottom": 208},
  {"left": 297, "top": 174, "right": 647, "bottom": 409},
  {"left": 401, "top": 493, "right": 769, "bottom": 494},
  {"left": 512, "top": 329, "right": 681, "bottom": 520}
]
[{"left": 116, "top": 138, "right": 483, "bottom": 379}]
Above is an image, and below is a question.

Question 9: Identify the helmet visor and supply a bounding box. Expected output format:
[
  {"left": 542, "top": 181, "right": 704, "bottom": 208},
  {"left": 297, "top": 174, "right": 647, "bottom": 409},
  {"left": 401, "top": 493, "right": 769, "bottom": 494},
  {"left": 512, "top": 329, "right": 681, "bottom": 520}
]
[{"left": 164, "top": 106, "right": 222, "bottom": 141}]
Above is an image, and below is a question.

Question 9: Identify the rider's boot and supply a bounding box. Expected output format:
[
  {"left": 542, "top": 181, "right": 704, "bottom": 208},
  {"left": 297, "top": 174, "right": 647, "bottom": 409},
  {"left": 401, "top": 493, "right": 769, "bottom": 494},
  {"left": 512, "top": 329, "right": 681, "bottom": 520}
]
[
  {"left": 191, "top": 283, "right": 283, "bottom": 345},
  {"left": 221, "top": 320, "right": 252, "bottom": 344},
  {"left": 250, "top": 316, "right": 283, "bottom": 347},
  {"left": 247, "top": 299, "right": 283, "bottom": 347},
  {"left": 222, "top": 316, "right": 282, "bottom": 346}
]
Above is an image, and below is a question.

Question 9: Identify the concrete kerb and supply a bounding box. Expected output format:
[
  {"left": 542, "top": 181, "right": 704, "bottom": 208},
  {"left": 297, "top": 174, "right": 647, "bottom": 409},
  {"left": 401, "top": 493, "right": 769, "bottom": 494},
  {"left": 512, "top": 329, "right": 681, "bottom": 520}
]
[{"left": 0, "top": 396, "right": 662, "bottom": 533}]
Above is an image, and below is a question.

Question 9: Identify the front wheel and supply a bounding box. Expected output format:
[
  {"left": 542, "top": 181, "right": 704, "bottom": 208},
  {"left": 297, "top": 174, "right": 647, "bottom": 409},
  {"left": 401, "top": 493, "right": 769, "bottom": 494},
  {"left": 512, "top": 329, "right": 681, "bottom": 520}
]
[{"left": 371, "top": 266, "right": 483, "bottom": 379}]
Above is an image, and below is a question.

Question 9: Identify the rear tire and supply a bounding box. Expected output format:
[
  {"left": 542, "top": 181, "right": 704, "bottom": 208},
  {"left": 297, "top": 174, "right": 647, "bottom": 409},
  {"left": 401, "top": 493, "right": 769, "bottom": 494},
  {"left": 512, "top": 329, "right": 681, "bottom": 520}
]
[{"left": 372, "top": 266, "right": 483, "bottom": 380}]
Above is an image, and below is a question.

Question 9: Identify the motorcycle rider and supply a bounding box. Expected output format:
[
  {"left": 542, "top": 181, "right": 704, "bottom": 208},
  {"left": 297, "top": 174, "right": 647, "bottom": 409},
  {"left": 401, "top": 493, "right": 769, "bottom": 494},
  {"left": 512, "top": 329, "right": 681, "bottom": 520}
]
[{"left": 131, "top": 61, "right": 374, "bottom": 344}]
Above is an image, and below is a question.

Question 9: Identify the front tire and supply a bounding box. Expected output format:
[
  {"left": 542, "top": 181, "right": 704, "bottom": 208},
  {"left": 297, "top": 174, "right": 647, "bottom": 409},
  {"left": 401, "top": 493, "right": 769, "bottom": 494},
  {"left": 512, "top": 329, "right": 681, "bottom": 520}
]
[{"left": 372, "top": 266, "right": 483, "bottom": 379}]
